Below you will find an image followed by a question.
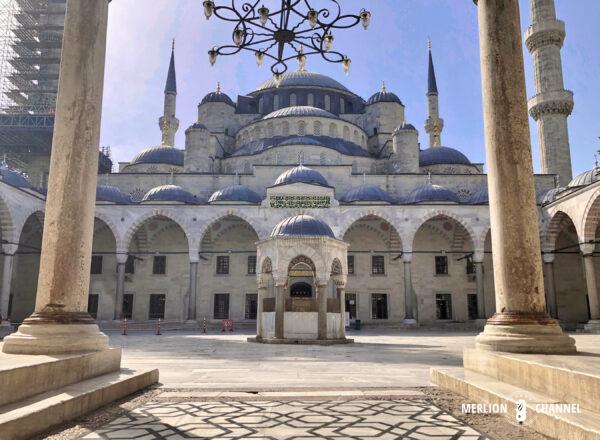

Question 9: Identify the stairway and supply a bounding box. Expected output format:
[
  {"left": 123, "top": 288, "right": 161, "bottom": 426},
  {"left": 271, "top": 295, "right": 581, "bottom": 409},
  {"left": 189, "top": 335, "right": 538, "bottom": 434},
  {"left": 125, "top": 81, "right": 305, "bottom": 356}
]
[{"left": 431, "top": 349, "right": 600, "bottom": 439}]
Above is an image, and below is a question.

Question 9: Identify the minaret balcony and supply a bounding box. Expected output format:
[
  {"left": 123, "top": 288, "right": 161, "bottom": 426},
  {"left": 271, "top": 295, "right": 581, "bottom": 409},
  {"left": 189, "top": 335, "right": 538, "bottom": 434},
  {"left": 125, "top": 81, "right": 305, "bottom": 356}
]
[{"left": 528, "top": 89, "right": 574, "bottom": 120}]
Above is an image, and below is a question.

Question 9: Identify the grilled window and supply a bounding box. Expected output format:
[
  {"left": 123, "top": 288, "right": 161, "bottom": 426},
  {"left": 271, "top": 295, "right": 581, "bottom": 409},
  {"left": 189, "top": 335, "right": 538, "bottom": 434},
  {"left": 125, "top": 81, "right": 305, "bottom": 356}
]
[
  {"left": 371, "top": 294, "right": 388, "bottom": 319},
  {"left": 125, "top": 255, "right": 135, "bottom": 274},
  {"left": 247, "top": 255, "right": 257, "bottom": 275},
  {"left": 435, "top": 256, "right": 448, "bottom": 275},
  {"left": 214, "top": 293, "right": 230, "bottom": 319},
  {"left": 153, "top": 256, "right": 167, "bottom": 275},
  {"left": 90, "top": 255, "right": 103, "bottom": 274},
  {"left": 87, "top": 294, "right": 99, "bottom": 319},
  {"left": 372, "top": 255, "right": 385, "bottom": 275},
  {"left": 217, "top": 256, "right": 230, "bottom": 275},
  {"left": 149, "top": 294, "right": 166, "bottom": 320},
  {"left": 347, "top": 255, "right": 355, "bottom": 275}
]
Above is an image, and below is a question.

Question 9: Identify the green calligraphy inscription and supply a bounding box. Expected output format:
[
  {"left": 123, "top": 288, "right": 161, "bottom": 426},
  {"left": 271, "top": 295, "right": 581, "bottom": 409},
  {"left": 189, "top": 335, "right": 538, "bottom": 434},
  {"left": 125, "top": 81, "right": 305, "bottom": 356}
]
[{"left": 270, "top": 195, "right": 331, "bottom": 208}]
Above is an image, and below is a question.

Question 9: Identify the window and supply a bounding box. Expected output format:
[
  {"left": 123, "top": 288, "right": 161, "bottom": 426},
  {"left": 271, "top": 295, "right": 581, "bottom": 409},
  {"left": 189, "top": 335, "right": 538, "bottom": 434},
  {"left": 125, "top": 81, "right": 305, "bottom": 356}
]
[
  {"left": 214, "top": 293, "right": 230, "bottom": 319},
  {"left": 373, "top": 127, "right": 378, "bottom": 135},
  {"left": 123, "top": 293, "right": 134, "bottom": 320},
  {"left": 343, "top": 126, "right": 350, "bottom": 140},
  {"left": 290, "top": 93, "right": 297, "bottom": 106},
  {"left": 125, "top": 255, "right": 135, "bottom": 274},
  {"left": 371, "top": 294, "right": 388, "bottom": 319},
  {"left": 345, "top": 293, "right": 357, "bottom": 319},
  {"left": 90, "top": 255, "right": 103, "bottom": 274},
  {"left": 245, "top": 293, "right": 258, "bottom": 320},
  {"left": 153, "top": 256, "right": 167, "bottom": 275},
  {"left": 273, "top": 94, "right": 280, "bottom": 110},
  {"left": 313, "top": 121, "right": 322, "bottom": 136},
  {"left": 307, "top": 93, "right": 314, "bottom": 106},
  {"left": 247, "top": 255, "right": 257, "bottom": 275},
  {"left": 324, "top": 94, "right": 331, "bottom": 111},
  {"left": 217, "top": 256, "right": 230, "bottom": 275},
  {"left": 467, "top": 294, "right": 478, "bottom": 320},
  {"left": 466, "top": 258, "right": 475, "bottom": 275},
  {"left": 347, "top": 255, "right": 355, "bottom": 274},
  {"left": 372, "top": 255, "right": 385, "bottom": 275},
  {"left": 340, "top": 97, "right": 345, "bottom": 113},
  {"left": 258, "top": 97, "right": 264, "bottom": 113},
  {"left": 435, "top": 256, "right": 448, "bottom": 275},
  {"left": 298, "top": 121, "right": 306, "bottom": 136},
  {"left": 149, "top": 294, "right": 166, "bottom": 320},
  {"left": 87, "top": 294, "right": 99, "bottom": 319},
  {"left": 282, "top": 121, "right": 290, "bottom": 136},
  {"left": 436, "top": 293, "right": 452, "bottom": 320},
  {"left": 329, "top": 123, "right": 337, "bottom": 137}
]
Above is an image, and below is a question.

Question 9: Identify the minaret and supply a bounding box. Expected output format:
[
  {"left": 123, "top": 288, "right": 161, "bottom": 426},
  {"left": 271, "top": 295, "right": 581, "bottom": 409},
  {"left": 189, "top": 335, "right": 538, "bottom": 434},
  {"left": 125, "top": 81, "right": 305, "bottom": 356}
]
[
  {"left": 526, "top": 0, "right": 573, "bottom": 184},
  {"left": 424, "top": 41, "right": 443, "bottom": 148},
  {"left": 159, "top": 40, "right": 179, "bottom": 146}
]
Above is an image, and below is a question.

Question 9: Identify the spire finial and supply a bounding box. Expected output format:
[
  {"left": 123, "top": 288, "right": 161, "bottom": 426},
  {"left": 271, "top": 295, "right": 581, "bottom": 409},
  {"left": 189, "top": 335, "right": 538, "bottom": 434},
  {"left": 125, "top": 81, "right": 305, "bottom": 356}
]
[
  {"left": 428, "top": 38, "right": 432, "bottom": 51},
  {"left": 427, "top": 40, "right": 438, "bottom": 96},
  {"left": 427, "top": 171, "right": 432, "bottom": 185},
  {"left": 164, "top": 40, "right": 177, "bottom": 94},
  {"left": 216, "top": 82, "right": 221, "bottom": 94},
  {"left": 381, "top": 81, "right": 387, "bottom": 93},
  {"left": 172, "top": 38, "right": 175, "bottom": 52}
]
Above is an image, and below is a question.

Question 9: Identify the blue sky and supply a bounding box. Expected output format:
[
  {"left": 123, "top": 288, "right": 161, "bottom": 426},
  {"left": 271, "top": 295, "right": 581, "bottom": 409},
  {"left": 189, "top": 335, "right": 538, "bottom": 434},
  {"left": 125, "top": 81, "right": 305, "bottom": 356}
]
[{"left": 100, "top": 0, "right": 600, "bottom": 177}]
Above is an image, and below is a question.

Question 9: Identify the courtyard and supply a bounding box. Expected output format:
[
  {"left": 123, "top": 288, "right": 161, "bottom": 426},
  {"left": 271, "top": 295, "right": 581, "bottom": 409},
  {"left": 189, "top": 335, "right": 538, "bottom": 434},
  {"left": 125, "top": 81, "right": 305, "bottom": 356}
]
[{"left": 31, "top": 329, "right": 598, "bottom": 439}]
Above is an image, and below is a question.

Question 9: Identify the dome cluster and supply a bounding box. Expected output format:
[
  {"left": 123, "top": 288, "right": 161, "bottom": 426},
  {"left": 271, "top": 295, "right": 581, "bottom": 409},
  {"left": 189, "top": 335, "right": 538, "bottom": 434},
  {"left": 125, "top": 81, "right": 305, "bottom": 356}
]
[
  {"left": 343, "top": 184, "right": 393, "bottom": 204},
  {"left": 209, "top": 184, "right": 262, "bottom": 204},
  {"left": 271, "top": 214, "right": 335, "bottom": 238},
  {"left": 255, "top": 71, "right": 351, "bottom": 93},
  {"left": 419, "top": 147, "right": 471, "bottom": 167},
  {"left": 404, "top": 182, "right": 460, "bottom": 204},
  {"left": 273, "top": 164, "right": 329, "bottom": 187},
  {"left": 142, "top": 185, "right": 198, "bottom": 204},
  {"left": 367, "top": 83, "right": 403, "bottom": 106},
  {"left": 129, "top": 145, "right": 184, "bottom": 167}
]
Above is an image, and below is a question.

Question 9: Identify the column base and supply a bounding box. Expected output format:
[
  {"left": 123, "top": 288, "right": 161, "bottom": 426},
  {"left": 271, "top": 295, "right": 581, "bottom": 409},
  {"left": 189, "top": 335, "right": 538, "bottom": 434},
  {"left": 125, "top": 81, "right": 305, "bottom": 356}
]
[
  {"left": 402, "top": 318, "right": 418, "bottom": 325},
  {"left": 2, "top": 312, "right": 108, "bottom": 355},
  {"left": 583, "top": 320, "right": 600, "bottom": 333},
  {"left": 475, "top": 312, "right": 576, "bottom": 354}
]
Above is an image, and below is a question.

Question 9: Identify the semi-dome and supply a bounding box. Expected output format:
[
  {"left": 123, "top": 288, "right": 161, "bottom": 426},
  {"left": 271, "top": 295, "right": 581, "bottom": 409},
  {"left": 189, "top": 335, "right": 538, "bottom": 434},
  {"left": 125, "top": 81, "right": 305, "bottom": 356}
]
[
  {"left": 367, "top": 84, "right": 403, "bottom": 105},
  {"left": 0, "top": 166, "right": 32, "bottom": 188},
  {"left": 255, "top": 70, "right": 351, "bottom": 93},
  {"left": 200, "top": 86, "right": 235, "bottom": 107},
  {"left": 142, "top": 185, "right": 197, "bottom": 204},
  {"left": 263, "top": 106, "right": 336, "bottom": 120},
  {"left": 274, "top": 164, "right": 329, "bottom": 187},
  {"left": 209, "top": 184, "right": 262, "bottom": 204},
  {"left": 538, "top": 187, "right": 565, "bottom": 205},
  {"left": 469, "top": 186, "right": 489, "bottom": 205},
  {"left": 96, "top": 185, "right": 132, "bottom": 204},
  {"left": 567, "top": 169, "right": 599, "bottom": 188},
  {"left": 233, "top": 135, "right": 369, "bottom": 158},
  {"left": 343, "top": 184, "right": 393, "bottom": 204},
  {"left": 419, "top": 146, "right": 471, "bottom": 167},
  {"left": 130, "top": 145, "right": 184, "bottom": 167},
  {"left": 405, "top": 182, "right": 460, "bottom": 204},
  {"left": 271, "top": 214, "right": 335, "bottom": 238}
]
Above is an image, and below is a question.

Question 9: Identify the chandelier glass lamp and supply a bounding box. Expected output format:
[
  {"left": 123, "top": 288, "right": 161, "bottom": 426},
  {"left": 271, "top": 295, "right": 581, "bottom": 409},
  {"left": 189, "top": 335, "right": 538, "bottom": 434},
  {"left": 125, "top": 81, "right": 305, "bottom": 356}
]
[{"left": 203, "top": 0, "right": 371, "bottom": 83}]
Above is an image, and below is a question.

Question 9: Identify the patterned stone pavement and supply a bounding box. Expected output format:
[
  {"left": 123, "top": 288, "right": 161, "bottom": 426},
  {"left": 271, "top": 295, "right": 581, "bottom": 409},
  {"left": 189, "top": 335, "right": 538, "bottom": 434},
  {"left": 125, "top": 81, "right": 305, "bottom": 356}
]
[{"left": 82, "top": 399, "right": 487, "bottom": 439}]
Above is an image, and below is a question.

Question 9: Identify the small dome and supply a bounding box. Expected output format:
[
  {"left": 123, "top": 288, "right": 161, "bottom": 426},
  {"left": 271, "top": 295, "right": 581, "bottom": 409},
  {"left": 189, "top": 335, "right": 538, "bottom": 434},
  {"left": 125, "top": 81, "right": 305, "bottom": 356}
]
[
  {"left": 188, "top": 122, "right": 207, "bottom": 130},
  {"left": 255, "top": 71, "right": 350, "bottom": 93},
  {"left": 0, "top": 166, "right": 32, "bottom": 188},
  {"left": 367, "top": 83, "right": 403, "bottom": 105},
  {"left": 419, "top": 146, "right": 471, "bottom": 167},
  {"left": 393, "top": 122, "right": 417, "bottom": 134},
  {"left": 469, "top": 186, "right": 489, "bottom": 205},
  {"left": 271, "top": 214, "right": 335, "bottom": 238},
  {"left": 567, "top": 169, "right": 599, "bottom": 188},
  {"left": 130, "top": 145, "right": 184, "bottom": 167},
  {"left": 209, "top": 184, "right": 262, "bottom": 204},
  {"left": 274, "top": 164, "right": 329, "bottom": 187},
  {"left": 538, "top": 187, "right": 565, "bottom": 205},
  {"left": 200, "top": 85, "right": 235, "bottom": 107},
  {"left": 405, "top": 183, "right": 460, "bottom": 204},
  {"left": 343, "top": 184, "right": 393, "bottom": 204},
  {"left": 142, "top": 185, "right": 197, "bottom": 204},
  {"left": 263, "top": 106, "right": 336, "bottom": 120},
  {"left": 96, "top": 185, "right": 132, "bottom": 204}
]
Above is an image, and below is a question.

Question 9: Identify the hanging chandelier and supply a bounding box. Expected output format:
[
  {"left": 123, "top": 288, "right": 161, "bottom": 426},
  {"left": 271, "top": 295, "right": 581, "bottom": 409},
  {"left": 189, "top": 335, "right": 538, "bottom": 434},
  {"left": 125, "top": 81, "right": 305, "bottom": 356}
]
[{"left": 202, "top": 0, "right": 371, "bottom": 84}]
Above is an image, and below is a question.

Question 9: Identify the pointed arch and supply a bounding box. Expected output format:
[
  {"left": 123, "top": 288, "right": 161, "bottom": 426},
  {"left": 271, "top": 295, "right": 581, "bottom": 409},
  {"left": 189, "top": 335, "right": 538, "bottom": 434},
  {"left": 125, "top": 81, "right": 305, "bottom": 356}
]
[
  {"left": 411, "top": 209, "right": 477, "bottom": 251},
  {"left": 543, "top": 210, "right": 578, "bottom": 252},
  {"left": 582, "top": 188, "right": 600, "bottom": 242},
  {"left": 122, "top": 209, "right": 190, "bottom": 251}
]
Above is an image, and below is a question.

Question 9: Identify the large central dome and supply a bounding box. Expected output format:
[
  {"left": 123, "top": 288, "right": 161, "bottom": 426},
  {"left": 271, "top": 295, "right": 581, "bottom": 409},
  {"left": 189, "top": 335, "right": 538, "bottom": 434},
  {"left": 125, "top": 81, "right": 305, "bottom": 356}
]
[{"left": 254, "top": 71, "right": 351, "bottom": 93}]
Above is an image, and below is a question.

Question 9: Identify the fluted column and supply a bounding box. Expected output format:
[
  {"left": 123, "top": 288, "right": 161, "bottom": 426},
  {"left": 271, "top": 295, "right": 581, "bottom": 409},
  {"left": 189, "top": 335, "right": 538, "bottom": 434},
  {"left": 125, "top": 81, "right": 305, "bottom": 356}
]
[
  {"left": 0, "top": 244, "right": 18, "bottom": 322},
  {"left": 403, "top": 254, "right": 416, "bottom": 323},
  {"left": 3, "top": 0, "right": 111, "bottom": 354},
  {"left": 317, "top": 282, "right": 328, "bottom": 340},
  {"left": 188, "top": 259, "right": 199, "bottom": 320},
  {"left": 542, "top": 253, "right": 558, "bottom": 319},
  {"left": 581, "top": 244, "right": 600, "bottom": 331},
  {"left": 114, "top": 254, "right": 127, "bottom": 320},
  {"left": 474, "top": 0, "right": 575, "bottom": 353}
]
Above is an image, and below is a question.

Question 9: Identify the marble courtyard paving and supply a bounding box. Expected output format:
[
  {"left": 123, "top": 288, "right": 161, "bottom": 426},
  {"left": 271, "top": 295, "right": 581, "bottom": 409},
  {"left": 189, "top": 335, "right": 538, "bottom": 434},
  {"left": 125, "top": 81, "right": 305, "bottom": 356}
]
[{"left": 82, "top": 399, "right": 487, "bottom": 439}]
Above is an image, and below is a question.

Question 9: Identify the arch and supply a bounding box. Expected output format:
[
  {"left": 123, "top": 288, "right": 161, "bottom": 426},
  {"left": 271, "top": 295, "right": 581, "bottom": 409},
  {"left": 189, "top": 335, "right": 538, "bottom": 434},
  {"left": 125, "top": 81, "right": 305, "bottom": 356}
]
[
  {"left": 290, "top": 93, "right": 297, "bottom": 106},
  {"left": 288, "top": 255, "right": 316, "bottom": 273},
  {"left": 582, "top": 188, "right": 600, "bottom": 242},
  {"left": 338, "top": 210, "right": 403, "bottom": 245},
  {"left": 329, "top": 123, "right": 337, "bottom": 137},
  {"left": 411, "top": 210, "right": 477, "bottom": 251},
  {"left": 123, "top": 210, "right": 191, "bottom": 252},
  {"left": 280, "top": 246, "right": 327, "bottom": 281},
  {"left": 324, "top": 94, "right": 331, "bottom": 111},
  {"left": 93, "top": 211, "right": 121, "bottom": 247},
  {"left": 198, "top": 213, "right": 262, "bottom": 251},
  {"left": 343, "top": 126, "right": 350, "bottom": 141},
  {"left": 313, "top": 120, "right": 322, "bottom": 136},
  {"left": 543, "top": 211, "right": 578, "bottom": 252},
  {"left": 297, "top": 120, "right": 306, "bottom": 136},
  {"left": 307, "top": 93, "right": 314, "bottom": 107},
  {"left": 0, "top": 193, "right": 15, "bottom": 244}
]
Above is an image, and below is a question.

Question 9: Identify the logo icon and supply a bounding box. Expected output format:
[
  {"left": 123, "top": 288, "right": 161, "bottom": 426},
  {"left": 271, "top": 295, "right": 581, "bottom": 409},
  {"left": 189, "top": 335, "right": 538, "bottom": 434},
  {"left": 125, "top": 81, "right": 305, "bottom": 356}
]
[{"left": 515, "top": 399, "right": 527, "bottom": 424}]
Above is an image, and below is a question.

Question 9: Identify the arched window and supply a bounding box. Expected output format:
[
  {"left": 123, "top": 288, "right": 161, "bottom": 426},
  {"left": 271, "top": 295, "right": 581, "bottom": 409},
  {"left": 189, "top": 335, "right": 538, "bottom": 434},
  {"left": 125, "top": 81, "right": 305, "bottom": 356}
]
[
  {"left": 273, "top": 94, "right": 280, "bottom": 110},
  {"left": 282, "top": 121, "right": 290, "bottom": 136},
  {"left": 290, "top": 93, "right": 297, "bottom": 106},
  {"left": 298, "top": 120, "right": 306, "bottom": 136},
  {"left": 343, "top": 126, "right": 350, "bottom": 140},
  {"left": 258, "top": 97, "right": 264, "bottom": 114},
  {"left": 353, "top": 130, "right": 359, "bottom": 143},
  {"left": 340, "top": 98, "right": 345, "bottom": 113},
  {"left": 329, "top": 123, "right": 338, "bottom": 137},
  {"left": 314, "top": 121, "right": 322, "bottom": 136},
  {"left": 307, "top": 93, "right": 314, "bottom": 107},
  {"left": 324, "top": 95, "right": 331, "bottom": 111}
]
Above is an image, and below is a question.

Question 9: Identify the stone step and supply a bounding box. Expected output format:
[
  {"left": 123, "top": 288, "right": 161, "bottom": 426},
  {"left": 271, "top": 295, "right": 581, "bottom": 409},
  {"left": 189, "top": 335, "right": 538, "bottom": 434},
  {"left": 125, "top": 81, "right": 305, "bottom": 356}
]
[
  {"left": 431, "top": 367, "right": 600, "bottom": 440},
  {"left": 0, "top": 348, "right": 122, "bottom": 407},
  {"left": 462, "top": 348, "right": 600, "bottom": 413},
  {"left": 0, "top": 368, "right": 159, "bottom": 440}
]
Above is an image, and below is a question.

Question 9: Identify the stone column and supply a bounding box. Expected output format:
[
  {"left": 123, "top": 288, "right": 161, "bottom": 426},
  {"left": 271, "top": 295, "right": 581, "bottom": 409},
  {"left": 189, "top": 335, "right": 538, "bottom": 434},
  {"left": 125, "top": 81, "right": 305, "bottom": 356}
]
[
  {"left": 403, "top": 256, "right": 416, "bottom": 323},
  {"left": 256, "top": 279, "right": 267, "bottom": 338},
  {"left": 275, "top": 283, "right": 286, "bottom": 339},
  {"left": 114, "top": 254, "right": 127, "bottom": 320},
  {"left": 581, "top": 243, "right": 600, "bottom": 331},
  {"left": 474, "top": 258, "right": 486, "bottom": 319},
  {"left": 542, "top": 253, "right": 558, "bottom": 319},
  {"left": 317, "top": 282, "right": 328, "bottom": 340},
  {"left": 337, "top": 285, "right": 346, "bottom": 339},
  {"left": 0, "top": 245, "right": 17, "bottom": 323},
  {"left": 474, "top": 0, "right": 575, "bottom": 353},
  {"left": 3, "top": 0, "right": 111, "bottom": 354},
  {"left": 188, "top": 259, "right": 199, "bottom": 321}
]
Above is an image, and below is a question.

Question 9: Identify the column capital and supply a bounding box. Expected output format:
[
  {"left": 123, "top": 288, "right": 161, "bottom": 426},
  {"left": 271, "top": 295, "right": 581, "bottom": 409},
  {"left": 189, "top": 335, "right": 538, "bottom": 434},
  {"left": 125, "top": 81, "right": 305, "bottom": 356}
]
[
  {"left": 580, "top": 243, "right": 596, "bottom": 256},
  {"left": 542, "top": 252, "right": 555, "bottom": 264},
  {"left": 2, "top": 244, "right": 18, "bottom": 256},
  {"left": 472, "top": 250, "right": 485, "bottom": 263},
  {"left": 115, "top": 253, "right": 128, "bottom": 264},
  {"left": 402, "top": 252, "right": 413, "bottom": 263}
]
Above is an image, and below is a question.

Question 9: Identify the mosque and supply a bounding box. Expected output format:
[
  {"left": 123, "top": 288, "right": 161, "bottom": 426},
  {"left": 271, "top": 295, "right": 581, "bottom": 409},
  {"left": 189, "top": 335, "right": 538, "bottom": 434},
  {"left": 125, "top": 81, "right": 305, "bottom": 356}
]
[{"left": 0, "top": 4, "right": 599, "bottom": 341}]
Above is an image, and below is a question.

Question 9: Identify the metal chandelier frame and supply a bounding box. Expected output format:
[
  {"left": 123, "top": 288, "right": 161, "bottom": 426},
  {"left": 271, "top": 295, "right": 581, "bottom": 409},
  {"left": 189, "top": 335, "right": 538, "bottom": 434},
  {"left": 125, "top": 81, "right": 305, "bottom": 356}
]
[{"left": 203, "top": 0, "right": 371, "bottom": 81}]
